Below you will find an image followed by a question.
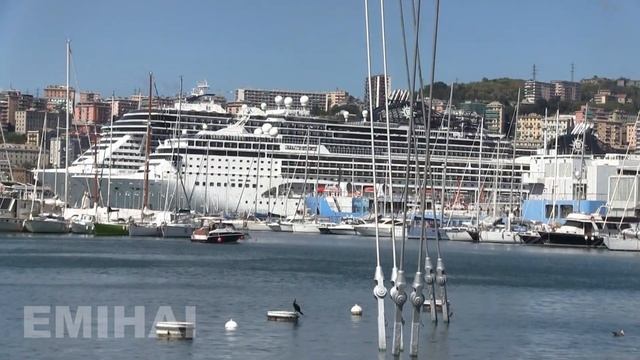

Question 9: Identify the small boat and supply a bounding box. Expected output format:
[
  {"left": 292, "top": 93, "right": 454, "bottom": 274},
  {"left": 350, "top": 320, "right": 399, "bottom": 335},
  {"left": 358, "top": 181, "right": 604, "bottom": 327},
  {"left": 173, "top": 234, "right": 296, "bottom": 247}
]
[
  {"left": 538, "top": 213, "right": 604, "bottom": 247},
  {"left": 155, "top": 321, "right": 194, "bottom": 339},
  {"left": 70, "top": 214, "right": 95, "bottom": 234},
  {"left": 355, "top": 218, "right": 404, "bottom": 237},
  {"left": 266, "top": 311, "right": 299, "bottom": 322},
  {"left": 190, "top": 221, "right": 244, "bottom": 243},
  {"left": 24, "top": 213, "right": 68, "bottom": 234},
  {"left": 319, "top": 218, "right": 365, "bottom": 235}
]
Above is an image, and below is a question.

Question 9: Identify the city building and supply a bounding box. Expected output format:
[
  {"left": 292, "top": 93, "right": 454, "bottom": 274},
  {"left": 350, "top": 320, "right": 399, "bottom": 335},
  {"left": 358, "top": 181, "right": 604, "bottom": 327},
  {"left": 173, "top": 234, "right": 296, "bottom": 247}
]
[
  {"left": 516, "top": 113, "right": 544, "bottom": 148},
  {"left": 523, "top": 80, "right": 553, "bottom": 103},
  {"left": 128, "top": 94, "right": 175, "bottom": 109},
  {"left": 79, "top": 91, "right": 101, "bottom": 103},
  {"left": 74, "top": 101, "right": 111, "bottom": 125},
  {"left": 541, "top": 114, "right": 574, "bottom": 142},
  {"left": 0, "top": 90, "right": 36, "bottom": 128},
  {"left": 625, "top": 122, "right": 636, "bottom": 150},
  {"left": 44, "top": 85, "right": 75, "bottom": 111},
  {"left": 485, "top": 101, "right": 505, "bottom": 134},
  {"left": 0, "top": 143, "right": 47, "bottom": 169},
  {"left": 325, "top": 90, "right": 349, "bottom": 111},
  {"left": 616, "top": 78, "right": 640, "bottom": 88},
  {"left": 26, "top": 129, "right": 56, "bottom": 149},
  {"left": 551, "top": 81, "right": 581, "bottom": 101},
  {"left": 14, "top": 110, "right": 61, "bottom": 134},
  {"left": 364, "top": 74, "right": 390, "bottom": 109},
  {"left": 104, "top": 97, "right": 139, "bottom": 119}
]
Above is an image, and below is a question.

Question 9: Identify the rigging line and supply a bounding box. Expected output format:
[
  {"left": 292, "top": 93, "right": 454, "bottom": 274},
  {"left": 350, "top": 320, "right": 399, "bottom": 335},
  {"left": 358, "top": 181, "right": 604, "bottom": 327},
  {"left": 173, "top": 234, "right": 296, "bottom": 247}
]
[
  {"left": 401, "top": 0, "right": 428, "bottom": 356},
  {"left": 364, "top": 0, "right": 387, "bottom": 352},
  {"left": 409, "top": 0, "right": 440, "bottom": 325},
  {"left": 379, "top": 0, "right": 398, "bottom": 279}
]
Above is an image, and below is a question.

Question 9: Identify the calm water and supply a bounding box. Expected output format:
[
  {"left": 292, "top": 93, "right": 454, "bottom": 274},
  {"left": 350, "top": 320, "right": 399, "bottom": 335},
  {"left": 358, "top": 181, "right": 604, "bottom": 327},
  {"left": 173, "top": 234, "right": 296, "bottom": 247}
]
[{"left": 1, "top": 232, "right": 640, "bottom": 359}]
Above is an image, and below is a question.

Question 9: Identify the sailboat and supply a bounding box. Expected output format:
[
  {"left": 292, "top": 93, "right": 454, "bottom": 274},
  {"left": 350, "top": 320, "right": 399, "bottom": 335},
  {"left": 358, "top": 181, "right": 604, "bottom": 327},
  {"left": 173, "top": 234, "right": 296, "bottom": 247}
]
[
  {"left": 128, "top": 73, "right": 161, "bottom": 237},
  {"left": 70, "top": 192, "right": 95, "bottom": 234},
  {"left": 24, "top": 52, "right": 70, "bottom": 235},
  {"left": 94, "top": 94, "right": 128, "bottom": 236}
]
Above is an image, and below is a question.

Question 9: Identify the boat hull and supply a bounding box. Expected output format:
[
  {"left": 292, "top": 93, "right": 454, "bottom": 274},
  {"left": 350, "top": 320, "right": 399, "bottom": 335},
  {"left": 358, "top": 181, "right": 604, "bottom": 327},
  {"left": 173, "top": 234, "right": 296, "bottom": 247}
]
[
  {"left": 191, "top": 231, "right": 244, "bottom": 244},
  {"left": 538, "top": 231, "right": 604, "bottom": 247},
  {"left": 94, "top": 223, "right": 128, "bottom": 236},
  {"left": 24, "top": 219, "right": 68, "bottom": 234},
  {"left": 70, "top": 221, "right": 94, "bottom": 234},
  {"left": 161, "top": 224, "right": 195, "bottom": 238},
  {"left": 479, "top": 230, "right": 520, "bottom": 244},
  {"left": 128, "top": 224, "right": 162, "bottom": 237},
  {"left": 0, "top": 218, "right": 24, "bottom": 232},
  {"left": 604, "top": 235, "right": 640, "bottom": 251}
]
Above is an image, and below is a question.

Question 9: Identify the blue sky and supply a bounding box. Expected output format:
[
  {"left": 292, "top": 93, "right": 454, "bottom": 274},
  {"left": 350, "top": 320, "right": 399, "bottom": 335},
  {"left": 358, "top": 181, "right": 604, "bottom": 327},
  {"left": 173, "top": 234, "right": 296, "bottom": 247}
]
[{"left": 1, "top": 0, "right": 639, "bottom": 100}]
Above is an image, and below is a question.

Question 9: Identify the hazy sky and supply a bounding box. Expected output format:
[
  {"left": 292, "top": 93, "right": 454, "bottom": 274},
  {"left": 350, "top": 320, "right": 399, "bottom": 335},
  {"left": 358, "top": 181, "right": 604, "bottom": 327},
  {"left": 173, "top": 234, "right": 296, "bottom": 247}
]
[{"left": 1, "top": 0, "right": 639, "bottom": 99}]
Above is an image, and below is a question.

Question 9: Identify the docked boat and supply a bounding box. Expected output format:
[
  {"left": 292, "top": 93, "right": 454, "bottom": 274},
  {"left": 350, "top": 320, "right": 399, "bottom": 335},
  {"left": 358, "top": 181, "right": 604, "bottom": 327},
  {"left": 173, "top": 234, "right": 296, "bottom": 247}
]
[
  {"left": 319, "top": 218, "right": 364, "bottom": 235},
  {"left": 537, "top": 213, "right": 604, "bottom": 247},
  {"left": 191, "top": 222, "right": 244, "bottom": 244},
  {"left": 354, "top": 218, "right": 404, "bottom": 237},
  {"left": 128, "top": 222, "right": 162, "bottom": 237},
  {"left": 70, "top": 214, "right": 95, "bottom": 234},
  {"left": 24, "top": 213, "right": 68, "bottom": 234}
]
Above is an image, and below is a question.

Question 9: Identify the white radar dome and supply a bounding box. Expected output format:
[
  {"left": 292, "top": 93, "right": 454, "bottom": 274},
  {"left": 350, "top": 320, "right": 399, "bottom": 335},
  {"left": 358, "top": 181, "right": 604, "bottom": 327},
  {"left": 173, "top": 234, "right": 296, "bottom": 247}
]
[
  {"left": 284, "top": 97, "right": 293, "bottom": 107},
  {"left": 253, "top": 128, "right": 263, "bottom": 135},
  {"left": 300, "top": 96, "right": 309, "bottom": 107},
  {"left": 362, "top": 110, "right": 368, "bottom": 119},
  {"left": 269, "top": 127, "right": 279, "bottom": 136},
  {"left": 260, "top": 102, "right": 267, "bottom": 111},
  {"left": 261, "top": 123, "right": 273, "bottom": 133},
  {"left": 275, "top": 96, "right": 283, "bottom": 106}
]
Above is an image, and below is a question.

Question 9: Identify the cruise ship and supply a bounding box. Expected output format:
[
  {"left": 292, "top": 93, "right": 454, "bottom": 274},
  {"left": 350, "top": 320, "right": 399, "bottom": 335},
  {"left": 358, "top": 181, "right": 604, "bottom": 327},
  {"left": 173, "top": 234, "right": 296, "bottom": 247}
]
[{"left": 40, "top": 83, "right": 532, "bottom": 218}]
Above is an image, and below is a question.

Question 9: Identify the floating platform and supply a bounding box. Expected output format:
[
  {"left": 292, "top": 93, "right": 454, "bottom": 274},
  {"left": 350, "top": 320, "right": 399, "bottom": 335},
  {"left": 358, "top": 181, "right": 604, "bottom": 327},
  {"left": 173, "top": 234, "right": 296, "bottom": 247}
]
[
  {"left": 267, "top": 311, "right": 299, "bottom": 322},
  {"left": 155, "top": 321, "right": 195, "bottom": 339}
]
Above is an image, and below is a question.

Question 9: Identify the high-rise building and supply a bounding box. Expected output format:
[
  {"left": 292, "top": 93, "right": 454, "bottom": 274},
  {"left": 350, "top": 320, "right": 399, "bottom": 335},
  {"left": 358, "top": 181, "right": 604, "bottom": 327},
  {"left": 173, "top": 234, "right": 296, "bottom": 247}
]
[
  {"left": 0, "top": 90, "right": 36, "bottom": 128},
  {"left": 485, "top": 101, "right": 505, "bottom": 134},
  {"left": 44, "top": 85, "right": 75, "bottom": 111},
  {"left": 74, "top": 102, "right": 111, "bottom": 125},
  {"left": 551, "top": 81, "right": 581, "bottom": 101},
  {"left": 523, "top": 80, "right": 553, "bottom": 103},
  {"left": 14, "top": 110, "right": 61, "bottom": 134},
  {"left": 364, "top": 74, "right": 390, "bottom": 109}
]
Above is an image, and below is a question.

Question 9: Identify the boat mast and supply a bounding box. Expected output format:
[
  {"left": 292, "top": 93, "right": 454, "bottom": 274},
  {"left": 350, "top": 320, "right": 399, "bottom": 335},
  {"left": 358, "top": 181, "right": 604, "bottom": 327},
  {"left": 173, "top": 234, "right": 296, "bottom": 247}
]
[
  {"left": 142, "top": 72, "right": 152, "bottom": 218},
  {"left": 508, "top": 88, "right": 521, "bottom": 231},
  {"left": 440, "top": 82, "right": 454, "bottom": 223},
  {"left": 364, "top": 0, "right": 386, "bottom": 351},
  {"left": 550, "top": 109, "right": 560, "bottom": 223},
  {"left": 93, "top": 123, "right": 99, "bottom": 207},
  {"left": 476, "top": 117, "right": 484, "bottom": 226},
  {"left": 64, "top": 39, "right": 70, "bottom": 215},
  {"left": 107, "top": 91, "right": 114, "bottom": 212},
  {"left": 577, "top": 103, "right": 588, "bottom": 212}
]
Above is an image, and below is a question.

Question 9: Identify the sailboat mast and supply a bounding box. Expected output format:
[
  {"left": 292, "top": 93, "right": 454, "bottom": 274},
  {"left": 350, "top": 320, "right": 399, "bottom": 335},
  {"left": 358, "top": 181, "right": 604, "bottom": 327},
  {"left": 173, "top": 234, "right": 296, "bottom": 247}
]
[
  {"left": 142, "top": 73, "right": 152, "bottom": 214},
  {"left": 508, "top": 88, "right": 521, "bottom": 229},
  {"left": 107, "top": 92, "right": 114, "bottom": 209},
  {"left": 476, "top": 117, "right": 484, "bottom": 225},
  {"left": 64, "top": 39, "right": 70, "bottom": 214},
  {"left": 577, "top": 103, "right": 588, "bottom": 212},
  {"left": 440, "top": 82, "right": 454, "bottom": 221}
]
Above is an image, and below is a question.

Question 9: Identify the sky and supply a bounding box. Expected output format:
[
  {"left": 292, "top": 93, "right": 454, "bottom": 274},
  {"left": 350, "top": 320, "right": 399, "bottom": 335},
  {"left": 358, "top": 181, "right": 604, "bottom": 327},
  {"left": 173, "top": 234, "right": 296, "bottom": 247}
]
[{"left": 1, "top": 0, "right": 640, "bottom": 100}]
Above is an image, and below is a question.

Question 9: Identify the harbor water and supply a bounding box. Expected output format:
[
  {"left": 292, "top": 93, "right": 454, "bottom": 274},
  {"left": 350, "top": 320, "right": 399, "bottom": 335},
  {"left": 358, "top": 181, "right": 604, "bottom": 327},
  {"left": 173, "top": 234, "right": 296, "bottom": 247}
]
[{"left": 1, "top": 232, "right": 640, "bottom": 359}]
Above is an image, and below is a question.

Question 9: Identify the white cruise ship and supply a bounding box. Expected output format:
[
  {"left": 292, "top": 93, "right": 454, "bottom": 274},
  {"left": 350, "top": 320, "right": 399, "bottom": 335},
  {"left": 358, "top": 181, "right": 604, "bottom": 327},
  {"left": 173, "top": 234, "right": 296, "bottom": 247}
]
[{"left": 40, "top": 83, "right": 532, "bottom": 217}]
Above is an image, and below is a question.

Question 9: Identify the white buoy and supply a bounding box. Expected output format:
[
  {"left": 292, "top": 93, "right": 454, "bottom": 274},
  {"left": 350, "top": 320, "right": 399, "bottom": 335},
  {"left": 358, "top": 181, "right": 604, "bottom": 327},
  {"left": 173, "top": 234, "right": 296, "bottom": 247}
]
[
  {"left": 351, "top": 304, "right": 363, "bottom": 316},
  {"left": 225, "top": 319, "right": 237, "bottom": 331}
]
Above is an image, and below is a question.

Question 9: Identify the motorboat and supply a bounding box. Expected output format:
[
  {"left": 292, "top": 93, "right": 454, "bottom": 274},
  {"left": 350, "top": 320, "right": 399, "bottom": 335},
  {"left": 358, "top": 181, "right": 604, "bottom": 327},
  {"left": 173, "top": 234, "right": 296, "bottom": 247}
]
[{"left": 24, "top": 213, "right": 68, "bottom": 234}]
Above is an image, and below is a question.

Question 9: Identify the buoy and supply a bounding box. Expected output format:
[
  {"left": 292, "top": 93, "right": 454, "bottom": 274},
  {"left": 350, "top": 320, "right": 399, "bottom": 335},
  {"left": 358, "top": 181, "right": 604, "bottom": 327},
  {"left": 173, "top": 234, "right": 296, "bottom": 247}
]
[
  {"left": 225, "top": 319, "right": 237, "bottom": 331},
  {"left": 351, "top": 304, "right": 363, "bottom": 316}
]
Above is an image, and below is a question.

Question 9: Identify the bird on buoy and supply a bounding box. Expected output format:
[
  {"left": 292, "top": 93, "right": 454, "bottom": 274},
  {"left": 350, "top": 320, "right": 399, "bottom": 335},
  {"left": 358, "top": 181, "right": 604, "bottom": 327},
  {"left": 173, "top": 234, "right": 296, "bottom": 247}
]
[
  {"left": 612, "top": 329, "right": 625, "bottom": 337},
  {"left": 293, "top": 299, "right": 304, "bottom": 315},
  {"left": 350, "top": 304, "right": 363, "bottom": 316},
  {"left": 225, "top": 319, "right": 237, "bottom": 331}
]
